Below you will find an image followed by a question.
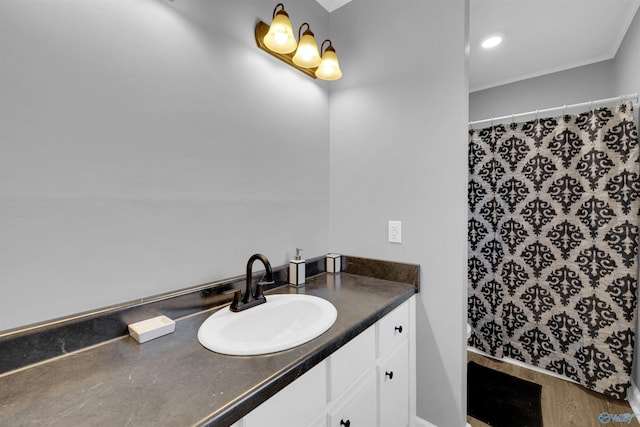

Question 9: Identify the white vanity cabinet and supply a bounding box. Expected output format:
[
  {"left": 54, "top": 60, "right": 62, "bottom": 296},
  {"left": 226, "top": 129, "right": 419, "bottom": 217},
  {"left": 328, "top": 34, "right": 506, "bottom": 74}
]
[
  {"left": 328, "top": 326, "right": 376, "bottom": 401},
  {"left": 377, "top": 341, "right": 409, "bottom": 427},
  {"left": 237, "top": 296, "right": 415, "bottom": 427},
  {"left": 242, "top": 360, "right": 327, "bottom": 427},
  {"left": 327, "top": 325, "right": 377, "bottom": 426},
  {"left": 327, "top": 371, "right": 377, "bottom": 427},
  {"left": 377, "top": 298, "right": 410, "bottom": 358},
  {"left": 376, "top": 302, "right": 410, "bottom": 427}
]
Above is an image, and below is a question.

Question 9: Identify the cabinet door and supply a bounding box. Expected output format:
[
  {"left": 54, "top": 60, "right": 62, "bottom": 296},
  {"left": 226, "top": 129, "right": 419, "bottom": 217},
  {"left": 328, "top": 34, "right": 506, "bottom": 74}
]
[
  {"left": 376, "top": 302, "right": 409, "bottom": 358},
  {"left": 327, "top": 371, "right": 377, "bottom": 427},
  {"left": 377, "top": 341, "right": 409, "bottom": 427},
  {"left": 243, "top": 361, "right": 326, "bottom": 427},
  {"left": 328, "top": 325, "right": 375, "bottom": 402}
]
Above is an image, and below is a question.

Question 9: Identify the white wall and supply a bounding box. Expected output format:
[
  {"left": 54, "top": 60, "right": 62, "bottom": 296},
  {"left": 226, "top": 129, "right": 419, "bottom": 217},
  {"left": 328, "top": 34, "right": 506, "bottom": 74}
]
[
  {"left": 329, "top": 1, "right": 469, "bottom": 426},
  {"left": 0, "top": 0, "right": 330, "bottom": 330}
]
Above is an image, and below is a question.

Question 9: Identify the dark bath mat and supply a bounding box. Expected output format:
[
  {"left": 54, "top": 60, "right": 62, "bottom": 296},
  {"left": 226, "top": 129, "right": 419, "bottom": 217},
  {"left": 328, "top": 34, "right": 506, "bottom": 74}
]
[{"left": 467, "top": 361, "right": 543, "bottom": 427}]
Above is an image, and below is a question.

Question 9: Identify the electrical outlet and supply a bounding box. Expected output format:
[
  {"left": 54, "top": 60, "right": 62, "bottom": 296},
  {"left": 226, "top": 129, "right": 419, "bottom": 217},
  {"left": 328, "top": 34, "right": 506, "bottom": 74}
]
[{"left": 388, "top": 221, "right": 402, "bottom": 243}]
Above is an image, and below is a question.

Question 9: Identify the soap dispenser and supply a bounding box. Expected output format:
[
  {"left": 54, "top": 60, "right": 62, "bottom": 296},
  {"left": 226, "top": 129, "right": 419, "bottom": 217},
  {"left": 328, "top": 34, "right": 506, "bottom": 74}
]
[{"left": 289, "top": 248, "right": 306, "bottom": 287}]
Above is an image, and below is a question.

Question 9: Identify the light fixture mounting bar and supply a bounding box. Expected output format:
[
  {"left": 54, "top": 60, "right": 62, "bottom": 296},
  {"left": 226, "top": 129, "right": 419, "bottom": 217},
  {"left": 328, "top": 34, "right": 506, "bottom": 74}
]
[{"left": 255, "top": 20, "right": 317, "bottom": 79}]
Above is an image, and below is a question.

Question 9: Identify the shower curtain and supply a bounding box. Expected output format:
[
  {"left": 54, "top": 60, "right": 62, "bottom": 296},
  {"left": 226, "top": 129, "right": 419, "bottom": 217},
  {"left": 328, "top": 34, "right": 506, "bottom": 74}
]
[{"left": 468, "top": 101, "right": 639, "bottom": 398}]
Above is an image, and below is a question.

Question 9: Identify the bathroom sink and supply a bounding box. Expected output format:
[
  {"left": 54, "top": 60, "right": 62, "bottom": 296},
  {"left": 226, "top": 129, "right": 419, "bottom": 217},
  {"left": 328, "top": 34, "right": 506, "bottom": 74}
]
[{"left": 198, "top": 294, "right": 337, "bottom": 356}]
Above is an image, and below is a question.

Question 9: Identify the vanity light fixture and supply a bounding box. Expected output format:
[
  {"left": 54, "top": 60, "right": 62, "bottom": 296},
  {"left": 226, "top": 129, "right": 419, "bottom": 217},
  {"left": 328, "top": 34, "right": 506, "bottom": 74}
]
[
  {"left": 315, "top": 40, "right": 342, "bottom": 80},
  {"left": 255, "top": 3, "right": 342, "bottom": 80},
  {"left": 263, "top": 3, "right": 297, "bottom": 54},
  {"left": 292, "top": 23, "right": 321, "bottom": 68}
]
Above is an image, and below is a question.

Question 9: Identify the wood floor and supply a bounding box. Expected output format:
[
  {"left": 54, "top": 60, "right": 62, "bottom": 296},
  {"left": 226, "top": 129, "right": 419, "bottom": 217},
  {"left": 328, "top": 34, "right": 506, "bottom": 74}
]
[{"left": 467, "top": 351, "right": 639, "bottom": 427}]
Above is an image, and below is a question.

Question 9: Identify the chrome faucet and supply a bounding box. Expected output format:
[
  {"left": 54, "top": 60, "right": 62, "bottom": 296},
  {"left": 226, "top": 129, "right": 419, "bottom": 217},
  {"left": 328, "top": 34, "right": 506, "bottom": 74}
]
[{"left": 229, "top": 253, "right": 274, "bottom": 312}]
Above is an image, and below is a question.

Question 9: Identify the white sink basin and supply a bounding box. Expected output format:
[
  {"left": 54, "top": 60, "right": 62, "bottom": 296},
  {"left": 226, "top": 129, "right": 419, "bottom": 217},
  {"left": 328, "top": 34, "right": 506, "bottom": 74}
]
[{"left": 198, "top": 294, "right": 337, "bottom": 356}]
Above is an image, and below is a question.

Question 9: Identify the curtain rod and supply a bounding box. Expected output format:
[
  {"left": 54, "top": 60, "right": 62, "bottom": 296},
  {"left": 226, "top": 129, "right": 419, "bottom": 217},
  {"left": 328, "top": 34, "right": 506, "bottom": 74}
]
[{"left": 468, "top": 92, "right": 639, "bottom": 127}]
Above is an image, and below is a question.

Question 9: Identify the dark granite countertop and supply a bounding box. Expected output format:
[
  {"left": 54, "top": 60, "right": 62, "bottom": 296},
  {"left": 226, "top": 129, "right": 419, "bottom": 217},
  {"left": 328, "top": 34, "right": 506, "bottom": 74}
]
[{"left": 0, "top": 272, "right": 416, "bottom": 427}]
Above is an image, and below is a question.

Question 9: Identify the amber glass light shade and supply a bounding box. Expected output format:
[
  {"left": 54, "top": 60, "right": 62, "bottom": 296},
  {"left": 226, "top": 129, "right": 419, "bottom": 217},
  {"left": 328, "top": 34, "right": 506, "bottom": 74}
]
[
  {"left": 292, "top": 24, "right": 321, "bottom": 68},
  {"left": 316, "top": 42, "right": 342, "bottom": 80},
  {"left": 263, "top": 4, "right": 297, "bottom": 54}
]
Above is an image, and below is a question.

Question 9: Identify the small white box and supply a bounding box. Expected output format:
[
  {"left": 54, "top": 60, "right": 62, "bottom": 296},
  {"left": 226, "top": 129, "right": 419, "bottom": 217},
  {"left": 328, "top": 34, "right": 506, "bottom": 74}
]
[
  {"left": 289, "top": 259, "right": 306, "bottom": 286},
  {"left": 128, "top": 315, "right": 175, "bottom": 343},
  {"left": 326, "top": 253, "right": 341, "bottom": 273}
]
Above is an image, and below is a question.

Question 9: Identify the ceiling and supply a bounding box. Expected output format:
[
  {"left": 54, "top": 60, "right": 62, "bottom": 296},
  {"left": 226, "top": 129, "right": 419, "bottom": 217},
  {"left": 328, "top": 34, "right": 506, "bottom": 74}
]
[
  {"left": 316, "top": 0, "right": 640, "bottom": 93},
  {"left": 469, "top": 0, "right": 640, "bottom": 92},
  {"left": 315, "top": 0, "right": 351, "bottom": 13}
]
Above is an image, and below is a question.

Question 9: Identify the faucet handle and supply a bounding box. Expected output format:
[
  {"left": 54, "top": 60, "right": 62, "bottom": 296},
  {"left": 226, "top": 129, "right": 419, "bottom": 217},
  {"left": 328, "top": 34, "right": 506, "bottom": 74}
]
[
  {"left": 255, "top": 281, "right": 272, "bottom": 301},
  {"left": 225, "top": 289, "right": 243, "bottom": 312}
]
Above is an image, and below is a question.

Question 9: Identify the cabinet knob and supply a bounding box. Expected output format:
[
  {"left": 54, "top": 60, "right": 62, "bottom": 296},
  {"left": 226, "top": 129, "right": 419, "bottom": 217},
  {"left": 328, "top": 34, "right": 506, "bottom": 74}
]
[
  {"left": 394, "top": 325, "right": 403, "bottom": 333},
  {"left": 385, "top": 371, "right": 394, "bottom": 380},
  {"left": 340, "top": 420, "right": 351, "bottom": 427}
]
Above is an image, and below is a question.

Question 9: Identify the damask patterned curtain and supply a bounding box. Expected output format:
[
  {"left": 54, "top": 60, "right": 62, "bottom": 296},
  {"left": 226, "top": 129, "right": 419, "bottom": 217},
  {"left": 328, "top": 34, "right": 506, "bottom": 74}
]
[{"left": 468, "top": 101, "right": 639, "bottom": 399}]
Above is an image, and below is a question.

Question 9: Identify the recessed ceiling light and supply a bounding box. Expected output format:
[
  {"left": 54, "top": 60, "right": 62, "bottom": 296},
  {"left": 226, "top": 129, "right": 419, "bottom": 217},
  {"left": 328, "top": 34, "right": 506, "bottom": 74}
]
[{"left": 481, "top": 35, "right": 503, "bottom": 49}]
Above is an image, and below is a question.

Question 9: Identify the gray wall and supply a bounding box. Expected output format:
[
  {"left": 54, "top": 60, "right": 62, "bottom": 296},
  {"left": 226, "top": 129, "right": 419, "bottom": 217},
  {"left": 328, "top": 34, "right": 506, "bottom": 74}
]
[
  {"left": 469, "top": 5, "right": 640, "bottom": 395},
  {"left": 330, "top": 1, "right": 469, "bottom": 426},
  {"left": 469, "top": 59, "right": 616, "bottom": 122},
  {"left": 0, "top": 0, "right": 330, "bottom": 330},
  {"left": 615, "top": 5, "right": 640, "bottom": 95}
]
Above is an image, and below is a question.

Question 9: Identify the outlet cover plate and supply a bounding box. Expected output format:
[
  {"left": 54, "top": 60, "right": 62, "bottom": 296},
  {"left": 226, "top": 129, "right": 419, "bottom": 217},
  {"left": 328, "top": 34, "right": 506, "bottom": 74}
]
[{"left": 388, "top": 221, "right": 402, "bottom": 243}]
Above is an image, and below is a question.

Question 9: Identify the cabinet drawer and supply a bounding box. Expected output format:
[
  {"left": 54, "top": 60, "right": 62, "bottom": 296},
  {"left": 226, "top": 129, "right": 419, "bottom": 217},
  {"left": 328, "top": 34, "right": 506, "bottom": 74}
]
[
  {"left": 328, "top": 325, "right": 375, "bottom": 402},
  {"left": 377, "top": 341, "right": 409, "bottom": 427},
  {"left": 376, "top": 302, "right": 409, "bottom": 358},
  {"left": 244, "top": 361, "right": 326, "bottom": 427},
  {"left": 327, "top": 371, "right": 377, "bottom": 427}
]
